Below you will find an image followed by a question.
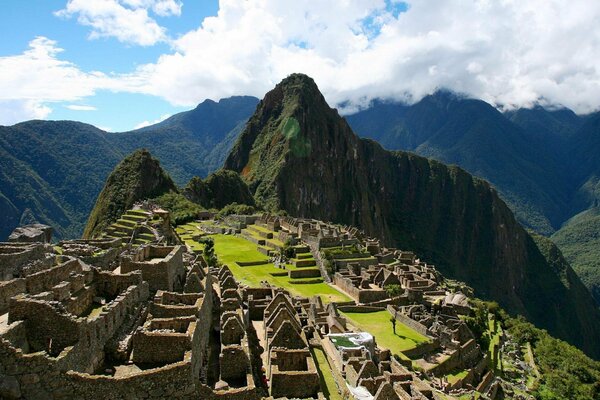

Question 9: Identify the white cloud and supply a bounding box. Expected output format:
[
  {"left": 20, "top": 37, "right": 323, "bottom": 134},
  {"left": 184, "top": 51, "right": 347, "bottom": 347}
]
[
  {"left": 65, "top": 104, "right": 97, "bottom": 111},
  {"left": 4, "top": 0, "right": 600, "bottom": 126},
  {"left": 133, "top": 113, "right": 171, "bottom": 129},
  {"left": 55, "top": 0, "right": 182, "bottom": 46},
  {"left": 0, "top": 99, "right": 52, "bottom": 126},
  {"left": 0, "top": 37, "right": 120, "bottom": 125},
  {"left": 128, "top": 0, "right": 600, "bottom": 114}
]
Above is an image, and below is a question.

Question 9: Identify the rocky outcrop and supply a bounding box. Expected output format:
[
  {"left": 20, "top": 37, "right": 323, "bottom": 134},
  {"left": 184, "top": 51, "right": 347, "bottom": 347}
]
[
  {"left": 224, "top": 73, "right": 600, "bottom": 358},
  {"left": 84, "top": 149, "right": 177, "bottom": 238}
]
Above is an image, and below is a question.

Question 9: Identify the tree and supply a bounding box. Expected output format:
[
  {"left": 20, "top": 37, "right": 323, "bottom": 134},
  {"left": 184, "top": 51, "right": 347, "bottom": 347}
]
[
  {"left": 385, "top": 284, "right": 402, "bottom": 297},
  {"left": 390, "top": 316, "right": 397, "bottom": 334},
  {"left": 200, "top": 237, "right": 218, "bottom": 267}
]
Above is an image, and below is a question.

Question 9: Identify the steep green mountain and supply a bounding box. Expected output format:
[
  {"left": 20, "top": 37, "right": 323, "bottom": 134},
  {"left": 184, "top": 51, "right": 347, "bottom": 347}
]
[
  {"left": 83, "top": 149, "right": 177, "bottom": 238},
  {"left": 224, "top": 73, "right": 600, "bottom": 358},
  {"left": 183, "top": 169, "right": 255, "bottom": 209},
  {"left": 0, "top": 96, "right": 258, "bottom": 240},
  {"left": 346, "top": 94, "right": 570, "bottom": 235}
]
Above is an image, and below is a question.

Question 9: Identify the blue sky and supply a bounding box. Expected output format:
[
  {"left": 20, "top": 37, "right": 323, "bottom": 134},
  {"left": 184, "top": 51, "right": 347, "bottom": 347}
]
[
  {"left": 1, "top": 0, "right": 599, "bottom": 131},
  {"left": 0, "top": 0, "right": 219, "bottom": 131}
]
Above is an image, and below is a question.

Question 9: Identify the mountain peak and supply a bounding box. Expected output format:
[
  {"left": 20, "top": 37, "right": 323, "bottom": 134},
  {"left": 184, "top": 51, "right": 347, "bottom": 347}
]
[{"left": 83, "top": 149, "right": 177, "bottom": 238}]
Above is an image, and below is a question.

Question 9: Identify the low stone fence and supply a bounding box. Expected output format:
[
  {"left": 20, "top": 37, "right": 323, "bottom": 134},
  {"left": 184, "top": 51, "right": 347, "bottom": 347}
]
[
  {"left": 337, "top": 305, "right": 386, "bottom": 312},
  {"left": 236, "top": 260, "right": 270, "bottom": 267},
  {"left": 289, "top": 268, "right": 321, "bottom": 279}
]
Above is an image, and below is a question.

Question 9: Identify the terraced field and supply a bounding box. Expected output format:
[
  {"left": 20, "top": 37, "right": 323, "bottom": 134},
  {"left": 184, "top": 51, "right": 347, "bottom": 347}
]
[
  {"left": 175, "top": 223, "right": 350, "bottom": 303},
  {"left": 102, "top": 209, "right": 156, "bottom": 245}
]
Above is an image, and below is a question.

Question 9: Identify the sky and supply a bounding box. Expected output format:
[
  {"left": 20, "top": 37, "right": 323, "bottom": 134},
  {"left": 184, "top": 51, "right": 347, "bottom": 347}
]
[{"left": 1, "top": 0, "right": 600, "bottom": 131}]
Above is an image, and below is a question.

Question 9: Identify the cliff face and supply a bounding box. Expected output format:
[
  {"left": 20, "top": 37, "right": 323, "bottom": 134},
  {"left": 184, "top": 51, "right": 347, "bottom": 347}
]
[
  {"left": 83, "top": 149, "right": 177, "bottom": 238},
  {"left": 224, "top": 73, "right": 600, "bottom": 358}
]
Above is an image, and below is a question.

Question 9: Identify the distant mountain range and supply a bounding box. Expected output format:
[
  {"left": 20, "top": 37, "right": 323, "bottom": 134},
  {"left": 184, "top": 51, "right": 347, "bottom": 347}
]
[
  {"left": 0, "top": 96, "right": 258, "bottom": 240},
  {"left": 1, "top": 85, "right": 600, "bottom": 305}
]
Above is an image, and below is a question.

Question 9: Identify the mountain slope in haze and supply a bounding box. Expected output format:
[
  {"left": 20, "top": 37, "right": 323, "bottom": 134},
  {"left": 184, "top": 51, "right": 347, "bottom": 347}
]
[
  {"left": 225, "top": 73, "right": 600, "bottom": 358},
  {"left": 552, "top": 207, "right": 600, "bottom": 304},
  {"left": 346, "top": 94, "right": 571, "bottom": 235},
  {"left": 0, "top": 96, "right": 258, "bottom": 240},
  {"left": 83, "top": 149, "right": 177, "bottom": 238},
  {"left": 0, "top": 121, "right": 124, "bottom": 240},
  {"left": 113, "top": 96, "right": 259, "bottom": 184}
]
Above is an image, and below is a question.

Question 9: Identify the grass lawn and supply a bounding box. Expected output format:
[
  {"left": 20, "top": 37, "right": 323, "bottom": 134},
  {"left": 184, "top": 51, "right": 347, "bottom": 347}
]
[
  {"left": 340, "top": 311, "right": 430, "bottom": 354},
  {"left": 178, "top": 231, "right": 350, "bottom": 303},
  {"left": 312, "top": 347, "right": 342, "bottom": 400}
]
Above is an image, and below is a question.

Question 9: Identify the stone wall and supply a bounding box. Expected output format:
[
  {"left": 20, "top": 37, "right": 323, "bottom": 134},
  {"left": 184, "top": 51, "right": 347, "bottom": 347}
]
[
  {"left": 427, "top": 339, "right": 480, "bottom": 376},
  {"left": 120, "top": 246, "right": 185, "bottom": 292},
  {"left": 132, "top": 328, "right": 193, "bottom": 365},
  {"left": 0, "top": 279, "right": 26, "bottom": 313},
  {"left": 333, "top": 274, "right": 389, "bottom": 304},
  {"left": 8, "top": 297, "right": 81, "bottom": 355},
  {"left": 0, "top": 243, "right": 48, "bottom": 281},
  {"left": 24, "top": 258, "right": 82, "bottom": 295}
]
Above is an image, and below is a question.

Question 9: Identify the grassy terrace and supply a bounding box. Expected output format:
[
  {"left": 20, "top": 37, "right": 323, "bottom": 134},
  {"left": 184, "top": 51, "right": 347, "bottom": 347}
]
[
  {"left": 244, "top": 224, "right": 285, "bottom": 247},
  {"left": 340, "top": 310, "right": 430, "bottom": 354},
  {"left": 312, "top": 347, "right": 342, "bottom": 400},
  {"left": 211, "top": 234, "right": 349, "bottom": 303},
  {"left": 175, "top": 224, "right": 350, "bottom": 303}
]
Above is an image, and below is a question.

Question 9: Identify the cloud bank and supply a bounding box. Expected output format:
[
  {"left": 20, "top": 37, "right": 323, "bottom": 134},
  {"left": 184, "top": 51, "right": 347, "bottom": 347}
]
[{"left": 3, "top": 0, "right": 600, "bottom": 125}]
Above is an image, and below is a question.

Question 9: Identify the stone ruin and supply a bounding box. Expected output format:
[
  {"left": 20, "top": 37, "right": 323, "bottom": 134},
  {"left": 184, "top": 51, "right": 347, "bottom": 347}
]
[
  {"left": 0, "top": 214, "right": 503, "bottom": 399},
  {"left": 8, "top": 225, "right": 53, "bottom": 244}
]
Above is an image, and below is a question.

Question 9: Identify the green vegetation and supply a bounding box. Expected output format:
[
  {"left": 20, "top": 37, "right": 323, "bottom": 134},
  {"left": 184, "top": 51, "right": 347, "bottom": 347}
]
[
  {"left": 445, "top": 369, "right": 469, "bottom": 385},
  {"left": 216, "top": 202, "right": 256, "bottom": 218},
  {"left": 384, "top": 284, "right": 402, "bottom": 297},
  {"left": 152, "top": 191, "right": 204, "bottom": 225},
  {"left": 199, "top": 237, "right": 218, "bottom": 267},
  {"left": 340, "top": 311, "right": 430, "bottom": 354},
  {"left": 84, "top": 149, "right": 177, "bottom": 238},
  {"left": 552, "top": 207, "right": 600, "bottom": 303},
  {"left": 506, "top": 316, "right": 600, "bottom": 400},
  {"left": 0, "top": 97, "right": 258, "bottom": 240}
]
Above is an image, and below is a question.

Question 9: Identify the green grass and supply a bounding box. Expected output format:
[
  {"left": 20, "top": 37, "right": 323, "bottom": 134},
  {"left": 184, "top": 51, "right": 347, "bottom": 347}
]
[
  {"left": 206, "top": 234, "right": 350, "bottom": 303},
  {"left": 312, "top": 347, "right": 342, "bottom": 400},
  {"left": 340, "top": 311, "right": 430, "bottom": 354},
  {"left": 446, "top": 368, "right": 469, "bottom": 384}
]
